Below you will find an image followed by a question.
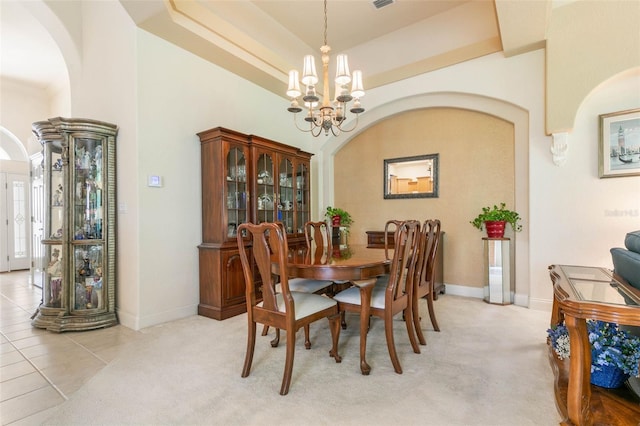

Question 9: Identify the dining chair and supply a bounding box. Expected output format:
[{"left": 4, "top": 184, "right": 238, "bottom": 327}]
[
  {"left": 333, "top": 220, "right": 421, "bottom": 374},
  {"left": 339, "top": 219, "right": 412, "bottom": 331},
  {"left": 412, "top": 219, "right": 443, "bottom": 343},
  {"left": 262, "top": 221, "right": 336, "bottom": 348},
  {"left": 236, "top": 222, "right": 342, "bottom": 395}
]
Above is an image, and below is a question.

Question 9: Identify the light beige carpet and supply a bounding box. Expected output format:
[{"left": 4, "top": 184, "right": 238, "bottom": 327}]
[{"left": 42, "top": 295, "right": 560, "bottom": 425}]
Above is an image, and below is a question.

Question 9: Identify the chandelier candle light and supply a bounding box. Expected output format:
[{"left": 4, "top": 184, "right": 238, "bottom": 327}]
[{"left": 286, "top": 0, "right": 365, "bottom": 137}]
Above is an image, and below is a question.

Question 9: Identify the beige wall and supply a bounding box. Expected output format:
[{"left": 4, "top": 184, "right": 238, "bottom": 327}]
[
  {"left": 334, "top": 108, "right": 515, "bottom": 288},
  {"left": 546, "top": 0, "right": 640, "bottom": 133}
]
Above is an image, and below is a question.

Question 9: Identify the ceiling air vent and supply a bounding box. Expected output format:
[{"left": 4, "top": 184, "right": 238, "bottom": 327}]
[{"left": 372, "top": 0, "right": 395, "bottom": 10}]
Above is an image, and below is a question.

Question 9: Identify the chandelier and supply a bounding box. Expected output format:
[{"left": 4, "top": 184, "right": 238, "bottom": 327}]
[{"left": 286, "top": 0, "right": 365, "bottom": 137}]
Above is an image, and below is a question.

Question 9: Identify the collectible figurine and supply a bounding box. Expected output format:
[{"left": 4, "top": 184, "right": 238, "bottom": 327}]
[
  {"left": 53, "top": 184, "right": 63, "bottom": 206},
  {"left": 47, "top": 249, "right": 62, "bottom": 277},
  {"left": 92, "top": 275, "right": 103, "bottom": 309},
  {"left": 82, "top": 150, "right": 91, "bottom": 169}
]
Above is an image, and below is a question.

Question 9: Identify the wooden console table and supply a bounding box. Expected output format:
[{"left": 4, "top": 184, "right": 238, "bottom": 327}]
[
  {"left": 366, "top": 230, "right": 445, "bottom": 296},
  {"left": 548, "top": 264, "right": 640, "bottom": 425}
]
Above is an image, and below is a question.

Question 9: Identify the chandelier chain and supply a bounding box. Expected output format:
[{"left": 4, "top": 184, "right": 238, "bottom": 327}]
[{"left": 323, "top": 0, "right": 328, "bottom": 46}]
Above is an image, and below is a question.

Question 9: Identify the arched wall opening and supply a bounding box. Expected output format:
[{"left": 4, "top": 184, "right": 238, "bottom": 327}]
[
  {"left": 0, "top": 127, "right": 29, "bottom": 162},
  {"left": 320, "top": 92, "right": 530, "bottom": 305}
]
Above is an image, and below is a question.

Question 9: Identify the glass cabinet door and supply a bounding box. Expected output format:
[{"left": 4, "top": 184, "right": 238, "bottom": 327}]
[
  {"left": 256, "top": 153, "right": 275, "bottom": 225},
  {"left": 72, "top": 138, "right": 103, "bottom": 241},
  {"left": 296, "top": 162, "right": 310, "bottom": 233},
  {"left": 45, "top": 143, "right": 64, "bottom": 241},
  {"left": 72, "top": 245, "right": 104, "bottom": 310},
  {"left": 226, "top": 147, "right": 248, "bottom": 239},
  {"left": 43, "top": 244, "right": 63, "bottom": 308},
  {"left": 70, "top": 137, "right": 105, "bottom": 312},
  {"left": 42, "top": 141, "right": 64, "bottom": 309},
  {"left": 278, "top": 158, "right": 294, "bottom": 234}
]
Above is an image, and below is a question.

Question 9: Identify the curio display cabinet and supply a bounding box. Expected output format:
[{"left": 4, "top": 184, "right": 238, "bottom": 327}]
[{"left": 31, "top": 117, "right": 118, "bottom": 332}]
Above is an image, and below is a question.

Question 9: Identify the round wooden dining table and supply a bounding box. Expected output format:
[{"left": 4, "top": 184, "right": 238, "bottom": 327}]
[{"left": 273, "top": 244, "right": 391, "bottom": 375}]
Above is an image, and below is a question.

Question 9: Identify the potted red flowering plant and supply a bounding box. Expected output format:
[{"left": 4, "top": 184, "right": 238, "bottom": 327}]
[{"left": 470, "top": 202, "right": 522, "bottom": 238}]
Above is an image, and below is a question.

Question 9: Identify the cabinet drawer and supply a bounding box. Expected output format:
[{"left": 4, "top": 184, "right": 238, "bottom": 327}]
[{"left": 366, "top": 231, "right": 394, "bottom": 249}]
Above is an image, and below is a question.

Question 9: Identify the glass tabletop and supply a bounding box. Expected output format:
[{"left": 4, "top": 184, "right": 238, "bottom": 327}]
[
  {"left": 561, "top": 265, "right": 612, "bottom": 282},
  {"left": 571, "top": 279, "right": 639, "bottom": 306},
  {"left": 560, "top": 266, "right": 639, "bottom": 306}
]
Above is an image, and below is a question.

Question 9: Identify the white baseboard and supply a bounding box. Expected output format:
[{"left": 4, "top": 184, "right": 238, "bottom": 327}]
[
  {"left": 117, "top": 304, "right": 198, "bottom": 331},
  {"left": 528, "top": 297, "right": 553, "bottom": 312},
  {"left": 513, "top": 292, "right": 529, "bottom": 307},
  {"left": 115, "top": 308, "right": 139, "bottom": 330},
  {"left": 443, "top": 283, "right": 484, "bottom": 299},
  {"left": 443, "top": 284, "right": 550, "bottom": 310}
]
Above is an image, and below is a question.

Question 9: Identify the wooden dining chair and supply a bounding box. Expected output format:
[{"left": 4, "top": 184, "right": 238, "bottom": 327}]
[
  {"left": 339, "top": 219, "right": 412, "bottom": 331},
  {"left": 236, "top": 222, "right": 342, "bottom": 395},
  {"left": 412, "top": 219, "right": 443, "bottom": 344},
  {"left": 333, "top": 220, "right": 421, "bottom": 374},
  {"left": 262, "top": 221, "right": 336, "bottom": 347}
]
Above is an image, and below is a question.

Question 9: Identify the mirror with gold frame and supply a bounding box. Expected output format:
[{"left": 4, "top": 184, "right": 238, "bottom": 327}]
[{"left": 384, "top": 154, "right": 439, "bottom": 199}]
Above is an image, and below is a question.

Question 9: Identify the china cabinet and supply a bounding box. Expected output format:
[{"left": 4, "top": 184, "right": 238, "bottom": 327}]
[
  {"left": 31, "top": 117, "right": 118, "bottom": 332},
  {"left": 197, "top": 127, "right": 312, "bottom": 320}
]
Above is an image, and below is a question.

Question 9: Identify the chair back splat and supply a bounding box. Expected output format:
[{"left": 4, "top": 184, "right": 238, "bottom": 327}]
[
  {"left": 384, "top": 219, "right": 403, "bottom": 260},
  {"left": 304, "top": 221, "right": 332, "bottom": 263},
  {"left": 236, "top": 222, "right": 342, "bottom": 395}
]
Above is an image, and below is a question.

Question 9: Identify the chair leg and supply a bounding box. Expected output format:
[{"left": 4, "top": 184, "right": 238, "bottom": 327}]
[
  {"left": 384, "top": 314, "right": 403, "bottom": 374},
  {"left": 413, "top": 294, "right": 427, "bottom": 346},
  {"left": 271, "top": 329, "right": 281, "bottom": 347},
  {"left": 280, "top": 328, "right": 296, "bottom": 396},
  {"left": 340, "top": 311, "right": 347, "bottom": 329},
  {"left": 261, "top": 323, "right": 280, "bottom": 347},
  {"left": 242, "top": 320, "right": 257, "bottom": 378},
  {"left": 404, "top": 306, "right": 421, "bottom": 355},
  {"left": 328, "top": 313, "right": 342, "bottom": 363},
  {"left": 304, "top": 325, "right": 311, "bottom": 349},
  {"left": 426, "top": 290, "right": 440, "bottom": 332}
]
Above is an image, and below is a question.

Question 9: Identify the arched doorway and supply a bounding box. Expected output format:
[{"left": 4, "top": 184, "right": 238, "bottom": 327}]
[
  {"left": 0, "top": 127, "right": 31, "bottom": 272},
  {"left": 1, "top": 1, "right": 72, "bottom": 279}
]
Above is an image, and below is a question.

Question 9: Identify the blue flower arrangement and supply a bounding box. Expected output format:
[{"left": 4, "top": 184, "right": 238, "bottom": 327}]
[{"left": 548, "top": 320, "right": 640, "bottom": 377}]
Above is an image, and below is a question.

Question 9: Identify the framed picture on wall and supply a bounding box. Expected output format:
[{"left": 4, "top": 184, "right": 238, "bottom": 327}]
[
  {"left": 383, "top": 153, "right": 439, "bottom": 199},
  {"left": 599, "top": 108, "right": 640, "bottom": 178}
]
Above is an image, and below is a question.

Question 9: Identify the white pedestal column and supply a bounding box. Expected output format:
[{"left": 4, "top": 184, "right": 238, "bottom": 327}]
[{"left": 483, "top": 237, "right": 512, "bottom": 305}]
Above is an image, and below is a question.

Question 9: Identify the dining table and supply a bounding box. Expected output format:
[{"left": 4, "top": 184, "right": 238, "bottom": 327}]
[{"left": 273, "top": 244, "right": 391, "bottom": 375}]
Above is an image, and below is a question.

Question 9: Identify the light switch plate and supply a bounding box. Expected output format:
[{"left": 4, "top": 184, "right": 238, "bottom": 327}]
[{"left": 148, "top": 175, "right": 163, "bottom": 187}]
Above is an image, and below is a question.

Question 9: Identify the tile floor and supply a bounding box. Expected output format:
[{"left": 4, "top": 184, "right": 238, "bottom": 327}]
[{"left": 0, "top": 270, "right": 142, "bottom": 425}]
